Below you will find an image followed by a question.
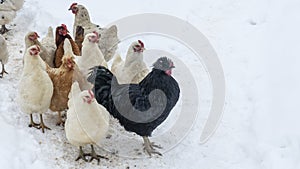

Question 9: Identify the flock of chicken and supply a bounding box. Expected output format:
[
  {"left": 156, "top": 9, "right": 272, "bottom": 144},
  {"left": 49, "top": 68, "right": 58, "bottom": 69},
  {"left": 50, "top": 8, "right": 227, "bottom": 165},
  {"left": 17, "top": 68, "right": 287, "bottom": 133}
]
[{"left": 0, "top": 1, "right": 180, "bottom": 164}]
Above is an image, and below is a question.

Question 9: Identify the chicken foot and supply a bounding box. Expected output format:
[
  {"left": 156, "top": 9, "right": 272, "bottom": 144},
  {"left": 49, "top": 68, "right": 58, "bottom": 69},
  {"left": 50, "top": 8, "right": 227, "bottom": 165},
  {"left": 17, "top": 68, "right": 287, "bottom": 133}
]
[
  {"left": 28, "top": 114, "right": 40, "bottom": 128},
  {"left": 0, "top": 25, "right": 9, "bottom": 35},
  {"left": 28, "top": 114, "right": 50, "bottom": 133},
  {"left": 39, "top": 114, "right": 50, "bottom": 133},
  {"left": 75, "top": 146, "right": 89, "bottom": 162},
  {"left": 0, "top": 63, "right": 8, "bottom": 78},
  {"left": 85, "top": 145, "right": 108, "bottom": 165},
  {"left": 143, "top": 136, "right": 163, "bottom": 156}
]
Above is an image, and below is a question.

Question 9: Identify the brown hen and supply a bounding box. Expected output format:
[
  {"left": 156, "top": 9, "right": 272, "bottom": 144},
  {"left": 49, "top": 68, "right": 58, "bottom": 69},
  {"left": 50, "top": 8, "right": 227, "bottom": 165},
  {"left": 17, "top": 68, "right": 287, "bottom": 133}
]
[
  {"left": 54, "top": 24, "right": 80, "bottom": 68},
  {"left": 47, "top": 54, "right": 76, "bottom": 126}
]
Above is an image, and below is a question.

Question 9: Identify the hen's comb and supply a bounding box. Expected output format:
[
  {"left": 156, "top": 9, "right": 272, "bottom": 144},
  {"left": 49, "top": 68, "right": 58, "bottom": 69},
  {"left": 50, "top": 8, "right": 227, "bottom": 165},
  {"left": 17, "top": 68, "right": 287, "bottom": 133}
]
[
  {"left": 61, "top": 24, "right": 67, "bottom": 30},
  {"left": 69, "top": 3, "right": 78, "bottom": 10},
  {"left": 138, "top": 40, "right": 144, "bottom": 48},
  {"left": 88, "top": 90, "right": 94, "bottom": 99},
  {"left": 34, "top": 32, "right": 40, "bottom": 38},
  {"left": 92, "top": 31, "right": 99, "bottom": 39},
  {"left": 36, "top": 45, "right": 41, "bottom": 52}
]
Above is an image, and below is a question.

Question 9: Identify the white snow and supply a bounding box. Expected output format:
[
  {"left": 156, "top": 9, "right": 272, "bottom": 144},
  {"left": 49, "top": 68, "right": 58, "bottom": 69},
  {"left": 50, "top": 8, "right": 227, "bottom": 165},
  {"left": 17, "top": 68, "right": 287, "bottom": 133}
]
[{"left": 0, "top": 0, "right": 299, "bottom": 169}]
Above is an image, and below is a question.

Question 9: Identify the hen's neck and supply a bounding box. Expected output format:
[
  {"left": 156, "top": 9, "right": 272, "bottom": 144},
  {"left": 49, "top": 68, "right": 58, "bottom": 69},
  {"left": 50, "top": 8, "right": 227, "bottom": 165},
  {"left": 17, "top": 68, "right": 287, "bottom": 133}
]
[
  {"left": 56, "top": 34, "right": 71, "bottom": 48},
  {"left": 124, "top": 51, "right": 144, "bottom": 67},
  {"left": 25, "top": 39, "right": 41, "bottom": 49},
  {"left": 75, "top": 5, "right": 92, "bottom": 26},
  {"left": 23, "top": 54, "right": 45, "bottom": 73}
]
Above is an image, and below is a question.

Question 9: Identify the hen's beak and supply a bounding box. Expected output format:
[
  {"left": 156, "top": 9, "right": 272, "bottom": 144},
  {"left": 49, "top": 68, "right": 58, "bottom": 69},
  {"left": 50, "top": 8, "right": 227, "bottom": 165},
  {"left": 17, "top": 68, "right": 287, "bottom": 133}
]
[{"left": 68, "top": 7, "right": 72, "bottom": 10}]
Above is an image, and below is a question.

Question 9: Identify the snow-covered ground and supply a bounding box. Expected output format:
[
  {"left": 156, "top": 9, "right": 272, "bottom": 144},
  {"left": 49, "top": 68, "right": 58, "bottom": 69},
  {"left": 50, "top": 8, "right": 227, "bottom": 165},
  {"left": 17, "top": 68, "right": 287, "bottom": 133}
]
[{"left": 1, "top": 0, "right": 300, "bottom": 168}]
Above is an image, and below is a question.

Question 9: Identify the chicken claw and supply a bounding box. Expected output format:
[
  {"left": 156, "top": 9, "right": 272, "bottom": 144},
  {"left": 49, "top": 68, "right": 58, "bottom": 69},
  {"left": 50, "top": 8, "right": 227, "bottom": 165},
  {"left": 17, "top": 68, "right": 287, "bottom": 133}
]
[
  {"left": 0, "top": 64, "right": 8, "bottom": 78},
  {"left": 39, "top": 114, "right": 51, "bottom": 133},
  {"left": 28, "top": 114, "right": 40, "bottom": 128},
  {"left": 143, "top": 136, "right": 162, "bottom": 156},
  {"left": 85, "top": 145, "right": 108, "bottom": 165},
  {"left": 0, "top": 25, "right": 9, "bottom": 35},
  {"left": 75, "top": 146, "right": 89, "bottom": 162}
]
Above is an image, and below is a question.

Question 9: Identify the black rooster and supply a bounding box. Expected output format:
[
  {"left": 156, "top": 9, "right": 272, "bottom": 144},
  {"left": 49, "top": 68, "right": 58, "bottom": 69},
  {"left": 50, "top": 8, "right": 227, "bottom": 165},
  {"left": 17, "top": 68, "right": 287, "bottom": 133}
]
[{"left": 88, "top": 57, "right": 180, "bottom": 156}]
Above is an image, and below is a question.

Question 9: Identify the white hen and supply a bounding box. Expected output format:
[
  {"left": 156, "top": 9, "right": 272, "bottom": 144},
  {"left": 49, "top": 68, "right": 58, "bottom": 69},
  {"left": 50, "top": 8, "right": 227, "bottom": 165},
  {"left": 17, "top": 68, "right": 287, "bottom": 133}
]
[
  {"left": 41, "top": 26, "right": 56, "bottom": 65},
  {"left": 24, "top": 31, "right": 55, "bottom": 67},
  {"left": 111, "top": 40, "right": 149, "bottom": 84},
  {"left": 65, "top": 81, "right": 109, "bottom": 163},
  {"left": 76, "top": 31, "right": 107, "bottom": 77},
  {"left": 0, "top": 34, "right": 8, "bottom": 78},
  {"left": 0, "top": 0, "right": 24, "bottom": 34},
  {"left": 60, "top": 38, "right": 90, "bottom": 91},
  {"left": 18, "top": 45, "right": 53, "bottom": 133},
  {"left": 69, "top": 3, "right": 119, "bottom": 62}
]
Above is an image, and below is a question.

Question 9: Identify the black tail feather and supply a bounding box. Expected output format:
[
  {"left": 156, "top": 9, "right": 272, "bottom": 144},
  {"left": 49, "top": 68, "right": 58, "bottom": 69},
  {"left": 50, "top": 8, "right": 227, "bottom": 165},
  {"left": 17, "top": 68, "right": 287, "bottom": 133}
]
[{"left": 88, "top": 66, "right": 114, "bottom": 110}]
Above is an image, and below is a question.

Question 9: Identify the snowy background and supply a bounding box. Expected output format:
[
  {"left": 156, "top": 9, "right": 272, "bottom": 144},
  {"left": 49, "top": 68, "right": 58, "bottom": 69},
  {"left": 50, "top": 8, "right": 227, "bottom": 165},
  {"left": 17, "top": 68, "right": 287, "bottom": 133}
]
[{"left": 1, "top": 0, "right": 300, "bottom": 168}]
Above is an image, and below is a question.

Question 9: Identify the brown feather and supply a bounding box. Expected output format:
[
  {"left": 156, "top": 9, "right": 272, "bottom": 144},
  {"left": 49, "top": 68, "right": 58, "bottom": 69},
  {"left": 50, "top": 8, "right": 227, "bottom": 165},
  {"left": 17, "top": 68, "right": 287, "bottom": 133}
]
[
  {"left": 54, "top": 36, "right": 80, "bottom": 68},
  {"left": 75, "top": 26, "right": 84, "bottom": 53},
  {"left": 47, "top": 54, "right": 76, "bottom": 112}
]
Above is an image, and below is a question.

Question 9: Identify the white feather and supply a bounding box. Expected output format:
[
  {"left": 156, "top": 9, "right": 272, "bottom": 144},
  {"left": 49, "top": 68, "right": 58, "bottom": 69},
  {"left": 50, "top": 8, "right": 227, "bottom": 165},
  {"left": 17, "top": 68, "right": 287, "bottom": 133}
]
[
  {"left": 0, "top": 10, "right": 16, "bottom": 25},
  {"left": 18, "top": 45, "right": 53, "bottom": 115},
  {"left": 111, "top": 41, "right": 149, "bottom": 84},
  {"left": 72, "top": 4, "right": 119, "bottom": 62},
  {"left": 65, "top": 82, "right": 110, "bottom": 147},
  {"left": 0, "top": 0, "right": 24, "bottom": 11},
  {"left": 77, "top": 32, "right": 108, "bottom": 77},
  {"left": 41, "top": 26, "right": 56, "bottom": 63}
]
